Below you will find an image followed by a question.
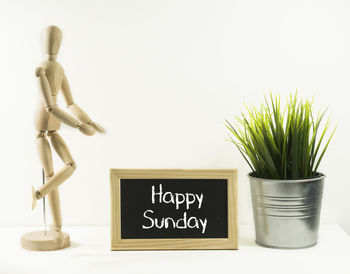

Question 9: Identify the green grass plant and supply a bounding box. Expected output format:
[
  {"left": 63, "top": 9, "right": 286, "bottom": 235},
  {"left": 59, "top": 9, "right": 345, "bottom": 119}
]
[{"left": 225, "top": 93, "right": 335, "bottom": 180}]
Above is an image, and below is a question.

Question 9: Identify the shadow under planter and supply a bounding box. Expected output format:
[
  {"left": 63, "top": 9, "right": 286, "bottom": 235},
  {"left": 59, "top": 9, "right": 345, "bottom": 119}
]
[{"left": 249, "top": 173, "right": 325, "bottom": 249}]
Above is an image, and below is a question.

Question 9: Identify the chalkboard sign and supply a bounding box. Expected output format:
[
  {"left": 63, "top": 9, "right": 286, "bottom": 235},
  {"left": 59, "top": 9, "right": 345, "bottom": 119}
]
[{"left": 110, "top": 169, "right": 238, "bottom": 250}]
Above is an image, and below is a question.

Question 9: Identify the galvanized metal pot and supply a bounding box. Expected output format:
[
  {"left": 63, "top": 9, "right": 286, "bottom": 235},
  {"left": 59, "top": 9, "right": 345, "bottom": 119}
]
[{"left": 249, "top": 173, "right": 325, "bottom": 249}]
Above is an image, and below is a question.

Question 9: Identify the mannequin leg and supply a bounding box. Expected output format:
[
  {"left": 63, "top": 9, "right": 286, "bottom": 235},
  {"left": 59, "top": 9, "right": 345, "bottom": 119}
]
[
  {"left": 35, "top": 131, "right": 64, "bottom": 246},
  {"left": 47, "top": 188, "right": 64, "bottom": 246},
  {"left": 47, "top": 131, "right": 76, "bottom": 246},
  {"left": 35, "top": 131, "right": 62, "bottom": 226},
  {"left": 48, "top": 130, "right": 74, "bottom": 165},
  {"left": 35, "top": 131, "right": 76, "bottom": 198},
  {"left": 36, "top": 131, "right": 54, "bottom": 178},
  {"left": 34, "top": 131, "right": 55, "bottom": 210},
  {"left": 36, "top": 131, "right": 62, "bottom": 227},
  {"left": 48, "top": 130, "right": 75, "bottom": 232},
  {"left": 48, "top": 188, "right": 61, "bottom": 231}
]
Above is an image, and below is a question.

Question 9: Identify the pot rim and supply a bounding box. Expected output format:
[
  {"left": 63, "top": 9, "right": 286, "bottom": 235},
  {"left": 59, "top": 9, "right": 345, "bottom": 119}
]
[{"left": 247, "top": 172, "right": 326, "bottom": 183}]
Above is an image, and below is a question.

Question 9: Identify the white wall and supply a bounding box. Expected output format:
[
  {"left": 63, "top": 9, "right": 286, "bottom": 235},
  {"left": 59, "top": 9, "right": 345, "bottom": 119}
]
[{"left": 0, "top": 0, "right": 349, "bottom": 235}]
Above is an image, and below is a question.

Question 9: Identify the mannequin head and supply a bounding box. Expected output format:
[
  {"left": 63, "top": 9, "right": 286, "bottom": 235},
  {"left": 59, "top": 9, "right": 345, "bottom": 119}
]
[{"left": 42, "top": 25, "right": 62, "bottom": 56}]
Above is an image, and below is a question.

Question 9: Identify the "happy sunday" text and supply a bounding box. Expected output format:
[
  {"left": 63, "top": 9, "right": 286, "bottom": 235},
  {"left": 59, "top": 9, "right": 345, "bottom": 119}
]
[{"left": 142, "top": 184, "right": 208, "bottom": 234}]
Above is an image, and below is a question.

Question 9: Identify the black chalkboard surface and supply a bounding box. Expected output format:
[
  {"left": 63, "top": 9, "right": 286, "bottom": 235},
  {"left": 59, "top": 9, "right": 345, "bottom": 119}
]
[
  {"left": 120, "top": 179, "right": 228, "bottom": 239},
  {"left": 110, "top": 169, "right": 238, "bottom": 250}
]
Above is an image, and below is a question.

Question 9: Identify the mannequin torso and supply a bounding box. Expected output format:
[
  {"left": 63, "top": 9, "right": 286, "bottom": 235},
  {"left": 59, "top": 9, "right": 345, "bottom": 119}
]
[{"left": 35, "top": 60, "right": 64, "bottom": 131}]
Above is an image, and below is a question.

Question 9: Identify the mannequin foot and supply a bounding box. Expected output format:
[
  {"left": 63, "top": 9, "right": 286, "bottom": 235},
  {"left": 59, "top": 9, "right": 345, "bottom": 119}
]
[
  {"left": 31, "top": 187, "right": 42, "bottom": 210},
  {"left": 31, "top": 186, "right": 37, "bottom": 210},
  {"left": 50, "top": 225, "right": 64, "bottom": 247},
  {"left": 51, "top": 230, "right": 65, "bottom": 247}
]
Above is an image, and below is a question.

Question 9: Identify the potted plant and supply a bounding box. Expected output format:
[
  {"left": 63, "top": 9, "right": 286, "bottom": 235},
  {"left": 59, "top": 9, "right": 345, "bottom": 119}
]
[{"left": 225, "top": 93, "right": 335, "bottom": 249}]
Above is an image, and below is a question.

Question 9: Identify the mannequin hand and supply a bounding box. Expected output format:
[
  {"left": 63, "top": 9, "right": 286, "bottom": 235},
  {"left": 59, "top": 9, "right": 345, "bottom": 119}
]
[
  {"left": 88, "top": 121, "right": 106, "bottom": 133},
  {"left": 78, "top": 123, "right": 95, "bottom": 136}
]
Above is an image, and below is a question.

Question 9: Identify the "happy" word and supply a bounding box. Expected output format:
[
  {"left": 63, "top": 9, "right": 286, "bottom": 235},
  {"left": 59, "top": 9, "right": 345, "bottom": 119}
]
[{"left": 151, "top": 184, "right": 204, "bottom": 210}]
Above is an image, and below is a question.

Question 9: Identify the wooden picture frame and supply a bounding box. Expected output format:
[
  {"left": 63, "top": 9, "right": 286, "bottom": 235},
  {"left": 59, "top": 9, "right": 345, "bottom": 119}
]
[{"left": 110, "top": 169, "right": 238, "bottom": 250}]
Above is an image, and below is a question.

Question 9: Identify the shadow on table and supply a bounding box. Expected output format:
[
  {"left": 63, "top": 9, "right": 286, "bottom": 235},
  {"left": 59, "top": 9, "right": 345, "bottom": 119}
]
[
  {"left": 67, "top": 241, "right": 80, "bottom": 249},
  {"left": 239, "top": 235, "right": 256, "bottom": 247}
]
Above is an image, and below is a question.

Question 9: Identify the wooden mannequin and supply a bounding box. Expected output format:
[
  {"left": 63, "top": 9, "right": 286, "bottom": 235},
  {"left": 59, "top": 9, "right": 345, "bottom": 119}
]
[{"left": 21, "top": 26, "right": 105, "bottom": 251}]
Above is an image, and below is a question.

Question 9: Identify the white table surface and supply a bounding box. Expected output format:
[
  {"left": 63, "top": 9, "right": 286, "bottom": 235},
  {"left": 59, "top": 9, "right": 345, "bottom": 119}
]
[{"left": 1, "top": 225, "right": 349, "bottom": 274}]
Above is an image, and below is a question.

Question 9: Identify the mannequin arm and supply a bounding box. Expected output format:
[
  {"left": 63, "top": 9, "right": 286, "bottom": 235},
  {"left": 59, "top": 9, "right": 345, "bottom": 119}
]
[
  {"left": 36, "top": 67, "right": 94, "bottom": 135},
  {"left": 36, "top": 67, "right": 80, "bottom": 128},
  {"left": 62, "top": 74, "right": 105, "bottom": 133}
]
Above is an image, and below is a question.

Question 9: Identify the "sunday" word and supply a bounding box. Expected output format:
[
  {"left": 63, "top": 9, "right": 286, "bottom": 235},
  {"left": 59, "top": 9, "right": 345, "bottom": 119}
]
[{"left": 142, "top": 210, "right": 208, "bottom": 234}]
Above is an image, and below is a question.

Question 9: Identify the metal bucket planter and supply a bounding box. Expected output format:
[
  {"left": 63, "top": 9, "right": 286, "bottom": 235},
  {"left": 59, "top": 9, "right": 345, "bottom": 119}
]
[{"left": 249, "top": 173, "right": 325, "bottom": 249}]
